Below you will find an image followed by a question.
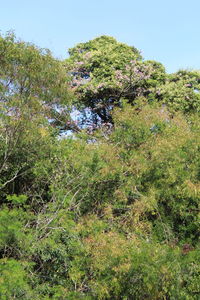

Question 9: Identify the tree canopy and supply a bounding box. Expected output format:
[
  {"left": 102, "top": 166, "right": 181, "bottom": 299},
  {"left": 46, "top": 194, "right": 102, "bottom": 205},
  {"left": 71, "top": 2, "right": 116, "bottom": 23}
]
[
  {"left": 66, "top": 35, "right": 200, "bottom": 129},
  {"left": 0, "top": 33, "right": 199, "bottom": 299}
]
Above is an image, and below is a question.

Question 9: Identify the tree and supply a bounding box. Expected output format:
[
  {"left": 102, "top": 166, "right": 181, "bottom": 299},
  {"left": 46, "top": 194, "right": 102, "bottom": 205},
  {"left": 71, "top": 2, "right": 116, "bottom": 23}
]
[
  {"left": 67, "top": 36, "right": 200, "bottom": 129},
  {"left": 157, "top": 69, "right": 200, "bottom": 113},
  {"left": 0, "top": 32, "right": 73, "bottom": 201},
  {"left": 0, "top": 31, "right": 73, "bottom": 128},
  {"left": 66, "top": 35, "right": 166, "bottom": 126}
]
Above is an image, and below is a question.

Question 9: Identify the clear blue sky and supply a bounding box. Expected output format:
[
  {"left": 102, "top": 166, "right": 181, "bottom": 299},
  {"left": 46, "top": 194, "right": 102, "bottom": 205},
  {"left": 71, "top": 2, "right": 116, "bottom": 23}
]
[{"left": 1, "top": 0, "right": 200, "bottom": 73}]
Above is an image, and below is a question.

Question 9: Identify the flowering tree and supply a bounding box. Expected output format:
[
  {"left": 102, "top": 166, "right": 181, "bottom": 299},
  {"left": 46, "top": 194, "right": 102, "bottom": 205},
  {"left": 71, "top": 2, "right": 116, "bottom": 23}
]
[
  {"left": 66, "top": 36, "right": 166, "bottom": 126},
  {"left": 67, "top": 36, "right": 200, "bottom": 131}
]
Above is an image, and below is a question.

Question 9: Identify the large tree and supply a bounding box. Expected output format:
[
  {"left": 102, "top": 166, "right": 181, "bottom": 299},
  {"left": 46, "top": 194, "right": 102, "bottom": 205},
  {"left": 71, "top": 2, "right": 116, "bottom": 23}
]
[
  {"left": 67, "top": 36, "right": 200, "bottom": 129},
  {"left": 66, "top": 35, "right": 166, "bottom": 125}
]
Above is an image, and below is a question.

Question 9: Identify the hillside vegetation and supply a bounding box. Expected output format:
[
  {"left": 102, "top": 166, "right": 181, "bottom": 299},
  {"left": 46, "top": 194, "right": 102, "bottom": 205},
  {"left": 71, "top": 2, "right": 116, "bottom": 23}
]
[{"left": 0, "top": 33, "right": 199, "bottom": 299}]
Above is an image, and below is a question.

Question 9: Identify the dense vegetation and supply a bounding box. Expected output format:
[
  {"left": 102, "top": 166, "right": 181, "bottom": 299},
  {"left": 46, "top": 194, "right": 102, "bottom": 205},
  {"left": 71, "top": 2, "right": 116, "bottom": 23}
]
[{"left": 0, "top": 32, "right": 199, "bottom": 299}]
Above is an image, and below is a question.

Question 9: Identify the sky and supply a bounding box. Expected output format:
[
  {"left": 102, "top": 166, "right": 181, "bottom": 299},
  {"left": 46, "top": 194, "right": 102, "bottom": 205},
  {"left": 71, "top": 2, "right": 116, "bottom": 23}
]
[{"left": 1, "top": 0, "right": 200, "bottom": 73}]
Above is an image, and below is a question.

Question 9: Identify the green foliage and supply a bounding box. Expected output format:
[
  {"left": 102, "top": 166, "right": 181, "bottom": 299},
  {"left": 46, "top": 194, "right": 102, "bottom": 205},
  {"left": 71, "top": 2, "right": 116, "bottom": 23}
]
[
  {"left": 6, "top": 194, "right": 27, "bottom": 204},
  {"left": 0, "top": 31, "right": 71, "bottom": 108},
  {"left": 67, "top": 36, "right": 200, "bottom": 128},
  {"left": 0, "top": 31, "right": 73, "bottom": 204},
  {"left": 157, "top": 69, "right": 200, "bottom": 113},
  {"left": 0, "top": 259, "right": 33, "bottom": 299},
  {"left": 66, "top": 36, "right": 166, "bottom": 124},
  {"left": 0, "top": 33, "right": 199, "bottom": 299},
  {"left": 0, "top": 207, "right": 32, "bottom": 259}
]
